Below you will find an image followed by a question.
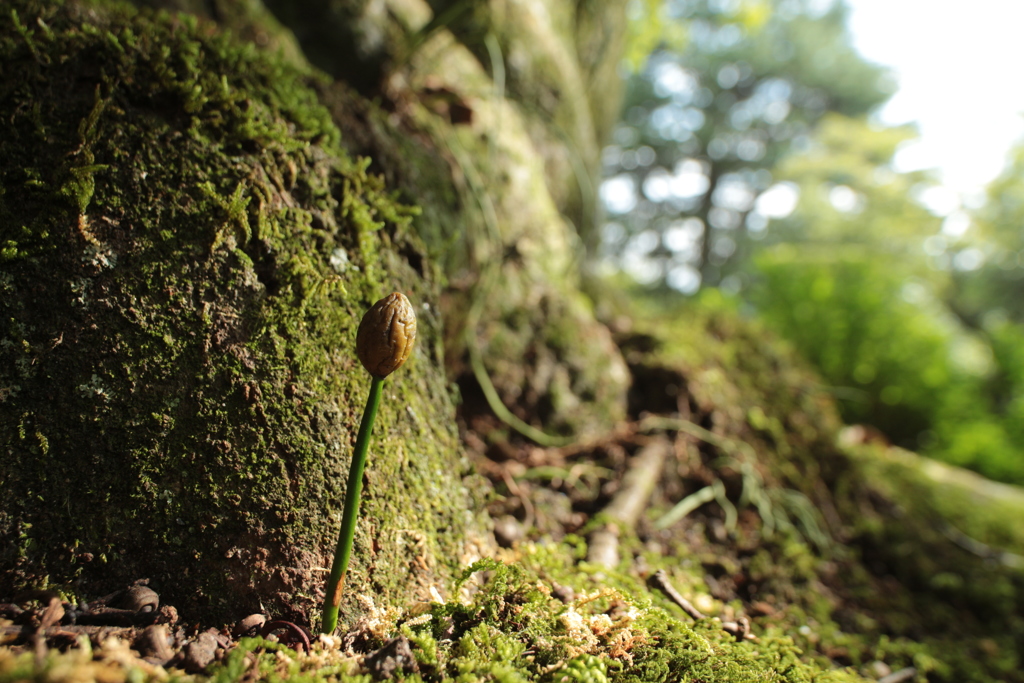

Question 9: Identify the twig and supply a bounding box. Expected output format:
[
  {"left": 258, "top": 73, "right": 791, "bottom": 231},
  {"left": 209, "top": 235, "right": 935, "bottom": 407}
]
[
  {"left": 604, "top": 438, "right": 671, "bottom": 524},
  {"left": 649, "top": 570, "right": 754, "bottom": 641},
  {"left": 501, "top": 468, "right": 535, "bottom": 530},
  {"left": 587, "top": 438, "right": 671, "bottom": 568},
  {"left": 260, "top": 620, "right": 312, "bottom": 653},
  {"left": 878, "top": 667, "right": 916, "bottom": 683},
  {"left": 941, "top": 522, "right": 1024, "bottom": 569},
  {"left": 719, "top": 616, "right": 753, "bottom": 641},
  {"left": 649, "top": 570, "right": 706, "bottom": 620}
]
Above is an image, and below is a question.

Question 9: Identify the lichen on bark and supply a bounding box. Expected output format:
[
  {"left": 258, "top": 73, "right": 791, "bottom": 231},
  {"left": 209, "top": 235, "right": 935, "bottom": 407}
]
[{"left": 0, "top": 0, "right": 485, "bottom": 625}]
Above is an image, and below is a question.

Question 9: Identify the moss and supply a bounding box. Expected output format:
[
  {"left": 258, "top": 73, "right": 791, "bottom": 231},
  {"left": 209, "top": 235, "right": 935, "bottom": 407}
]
[
  {"left": 834, "top": 444, "right": 1024, "bottom": 681},
  {"left": 215, "top": 0, "right": 632, "bottom": 438},
  {"left": 189, "top": 552, "right": 872, "bottom": 682},
  {"left": 0, "top": 0, "right": 484, "bottom": 625},
  {"left": 418, "top": 0, "right": 626, "bottom": 242},
  {"left": 3, "top": 1, "right": 1021, "bottom": 680},
  {"left": 606, "top": 289, "right": 1024, "bottom": 683},
  {"left": 8, "top": 269, "right": 1023, "bottom": 681},
  {"left": 0, "top": 550, "right": 874, "bottom": 681}
]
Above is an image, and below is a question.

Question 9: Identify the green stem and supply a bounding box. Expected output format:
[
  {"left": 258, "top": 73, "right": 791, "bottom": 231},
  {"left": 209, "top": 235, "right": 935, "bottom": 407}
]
[{"left": 321, "top": 375, "right": 384, "bottom": 635}]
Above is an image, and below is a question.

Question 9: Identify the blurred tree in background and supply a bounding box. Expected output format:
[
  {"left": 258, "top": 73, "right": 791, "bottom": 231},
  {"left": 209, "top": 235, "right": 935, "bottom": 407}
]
[
  {"left": 602, "top": 0, "right": 1024, "bottom": 484},
  {"left": 599, "top": 0, "right": 891, "bottom": 291}
]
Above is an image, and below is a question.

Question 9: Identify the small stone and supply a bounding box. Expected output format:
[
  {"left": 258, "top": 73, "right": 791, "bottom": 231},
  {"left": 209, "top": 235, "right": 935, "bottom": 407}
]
[
  {"left": 181, "top": 632, "right": 219, "bottom": 673},
  {"left": 551, "top": 584, "right": 575, "bottom": 603},
  {"left": 233, "top": 613, "right": 267, "bottom": 637},
  {"left": 870, "top": 661, "right": 892, "bottom": 679},
  {"left": 364, "top": 636, "right": 418, "bottom": 680},
  {"left": 136, "top": 624, "right": 174, "bottom": 664},
  {"left": 492, "top": 515, "right": 524, "bottom": 548}
]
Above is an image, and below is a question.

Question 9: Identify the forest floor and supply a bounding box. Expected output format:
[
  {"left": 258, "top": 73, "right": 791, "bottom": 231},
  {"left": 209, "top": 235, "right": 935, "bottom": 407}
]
[
  {"left": 0, "top": 416, "right": 844, "bottom": 680},
  {"left": 5, "top": 387, "right": 1024, "bottom": 683},
  {"left": 3, "top": 309, "right": 1024, "bottom": 683}
]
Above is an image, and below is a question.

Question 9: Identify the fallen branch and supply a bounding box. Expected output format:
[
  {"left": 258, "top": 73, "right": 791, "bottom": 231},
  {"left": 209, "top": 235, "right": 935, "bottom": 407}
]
[
  {"left": 587, "top": 438, "right": 671, "bottom": 568},
  {"left": 878, "top": 667, "right": 917, "bottom": 683},
  {"left": 649, "top": 570, "right": 754, "bottom": 641},
  {"left": 649, "top": 569, "right": 706, "bottom": 620},
  {"left": 941, "top": 522, "right": 1024, "bottom": 569}
]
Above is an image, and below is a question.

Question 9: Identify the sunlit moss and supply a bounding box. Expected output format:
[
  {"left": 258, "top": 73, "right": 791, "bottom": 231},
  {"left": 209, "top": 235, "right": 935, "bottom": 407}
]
[{"left": 0, "top": 0, "right": 482, "bottom": 625}]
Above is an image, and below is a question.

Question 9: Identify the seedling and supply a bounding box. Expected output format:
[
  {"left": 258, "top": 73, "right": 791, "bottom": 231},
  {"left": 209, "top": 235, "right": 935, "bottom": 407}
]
[{"left": 321, "top": 292, "right": 417, "bottom": 635}]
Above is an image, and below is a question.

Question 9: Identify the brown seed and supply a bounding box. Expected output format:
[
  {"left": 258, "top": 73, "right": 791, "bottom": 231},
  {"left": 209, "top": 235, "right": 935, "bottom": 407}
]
[
  {"left": 119, "top": 585, "right": 160, "bottom": 613},
  {"left": 233, "top": 613, "right": 267, "bottom": 637},
  {"left": 355, "top": 292, "right": 417, "bottom": 378}
]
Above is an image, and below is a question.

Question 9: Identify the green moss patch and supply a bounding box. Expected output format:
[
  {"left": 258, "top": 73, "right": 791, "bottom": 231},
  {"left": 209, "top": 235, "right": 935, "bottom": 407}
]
[
  {"left": 0, "top": 0, "right": 481, "bottom": 625},
  {"left": 605, "top": 291, "right": 1024, "bottom": 683}
]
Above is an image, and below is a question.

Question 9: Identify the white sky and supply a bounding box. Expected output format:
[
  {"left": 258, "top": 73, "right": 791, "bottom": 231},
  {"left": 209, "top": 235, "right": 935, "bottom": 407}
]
[{"left": 845, "top": 0, "right": 1024, "bottom": 211}]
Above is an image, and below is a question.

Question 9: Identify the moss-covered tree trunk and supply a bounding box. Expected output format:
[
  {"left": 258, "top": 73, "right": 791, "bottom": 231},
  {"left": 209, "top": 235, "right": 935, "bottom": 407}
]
[
  {"left": 0, "top": 0, "right": 631, "bottom": 627},
  {"left": 0, "top": 0, "right": 478, "bottom": 626}
]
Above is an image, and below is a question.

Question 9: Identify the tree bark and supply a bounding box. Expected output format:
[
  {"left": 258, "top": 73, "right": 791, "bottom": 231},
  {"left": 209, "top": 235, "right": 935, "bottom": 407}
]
[{"left": 0, "top": 0, "right": 632, "bottom": 628}]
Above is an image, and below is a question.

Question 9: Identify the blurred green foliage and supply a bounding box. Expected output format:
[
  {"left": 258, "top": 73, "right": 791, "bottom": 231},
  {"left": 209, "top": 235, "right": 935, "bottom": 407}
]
[
  {"left": 751, "top": 250, "right": 952, "bottom": 443},
  {"left": 606, "top": 0, "right": 1024, "bottom": 484},
  {"left": 746, "top": 112, "right": 1024, "bottom": 484}
]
